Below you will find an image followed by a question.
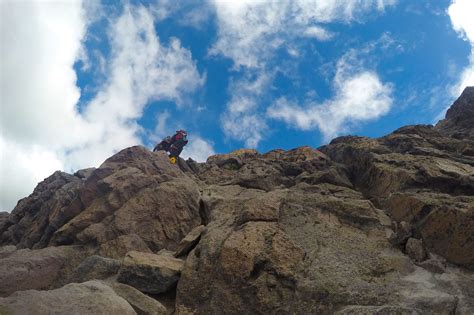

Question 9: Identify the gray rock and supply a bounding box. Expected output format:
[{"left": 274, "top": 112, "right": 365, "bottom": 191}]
[
  {"left": 0, "top": 246, "right": 84, "bottom": 297},
  {"left": 68, "top": 255, "right": 121, "bottom": 282},
  {"left": 174, "top": 225, "right": 205, "bottom": 257},
  {"left": 0, "top": 245, "right": 16, "bottom": 259},
  {"left": 416, "top": 253, "right": 446, "bottom": 274},
  {"left": 0, "top": 212, "right": 9, "bottom": 231},
  {"left": 396, "top": 221, "right": 413, "bottom": 245},
  {"left": 110, "top": 281, "right": 167, "bottom": 315},
  {"left": 118, "top": 251, "right": 184, "bottom": 294},
  {"left": 0, "top": 171, "right": 83, "bottom": 249},
  {"left": 405, "top": 238, "right": 426, "bottom": 262},
  {"left": 74, "top": 167, "right": 96, "bottom": 179},
  {"left": 0, "top": 280, "right": 135, "bottom": 315}
]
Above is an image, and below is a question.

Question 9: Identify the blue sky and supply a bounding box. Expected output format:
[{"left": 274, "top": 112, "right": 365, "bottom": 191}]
[{"left": 1, "top": 0, "right": 474, "bottom": 211}]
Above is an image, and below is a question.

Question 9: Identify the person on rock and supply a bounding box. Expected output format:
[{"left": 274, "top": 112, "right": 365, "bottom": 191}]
[{"left": 153, "top": 130, "right": 188, "bottom": 164}]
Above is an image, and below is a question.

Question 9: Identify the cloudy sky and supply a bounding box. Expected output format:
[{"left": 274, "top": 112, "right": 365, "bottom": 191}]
[{"left": 1, "top": 0, "right": 473, "bottom": 211}]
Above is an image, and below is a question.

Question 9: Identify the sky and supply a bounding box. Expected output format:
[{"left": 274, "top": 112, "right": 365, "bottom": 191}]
[{"left": 1, "top": 0, "right": 474, "bottom": 212}]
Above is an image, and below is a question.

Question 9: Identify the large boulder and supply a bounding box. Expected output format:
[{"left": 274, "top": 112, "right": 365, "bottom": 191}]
[
  {"left": 68, "top": 255, "right": 121, "bottom": 283},
  {"left": 384, "top": 192, "right": 474, "bottom": 268},
  {"left": 0, "top": 245, "right": 85, "bottom": 297},
  {"left": 0, "top": 280, "right": 136, "bottom": 315},
  {"left": 117, "top": 250, "right": 184, "bottom": 294},
  {"left": 109, "top": 282, "right": 167, "bottom": 315},
  {"left": 176, "top": 183, "right": 407, "bottom": 314}
]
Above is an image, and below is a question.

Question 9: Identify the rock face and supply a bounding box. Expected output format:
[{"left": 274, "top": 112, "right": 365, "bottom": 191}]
[
  {"left": 173, "top": 225, "right": 205, "bottom": 257},
  {"left": 0, "top": 88, "right": 474, "bottom": 314},
  {"left": 0, "top": 147, "right": 202, "bottom": 258},
  {"left": 108, "top": 282, "right": 167, "bottom": 315},
  {"left": 0, "top": 245, "right": 85, "bottom": 297},
  {"left": 0, "top": 281, "right": 136, "bottom": 315},
  {"left": 405, "top": 238, "right": 426, "bottom": 262},
  {"left": 117, "top": 250, "right": 184, "bottom": 294},
  {"left": 68, "top": 255, "right": 121, "bottom": 283},
  {"left": 436, "top": 86, "right": 474, "bottom": 140},
  {"left": 0, "top": 171, "right": 83, "bottom": 249}
]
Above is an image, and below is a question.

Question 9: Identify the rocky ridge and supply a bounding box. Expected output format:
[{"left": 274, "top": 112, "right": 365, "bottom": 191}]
[{"left": 0, "top": 87, "right": 473, "bottom": 314}]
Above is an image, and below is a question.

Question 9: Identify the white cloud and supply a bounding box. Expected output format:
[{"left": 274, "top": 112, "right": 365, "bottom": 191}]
[
  {"left": 448, "top": 0, "right": 474, "bottom": 95},
  {"left": 221, "top": 73, "right": 270, "bottom": 147},
  {"left": 268, "top": 54, "right": 393, "bottom": 141},
  {"left": 304, "top": 26, "right": 334, "bottom": 41},
  {"left": 0, "top": 139, "right": 65, "bottom": 213},
  {"left": 0, "top": 3, "right": 204, "bottom": 211},
  {"left": 211, "top": 0, "right": 397, "bottom": 147},
  {"left": 67, "top": 5, "right": 205, "bottom": 168},
  {"left": 181, "top": 136, "right": 215, "bottom": 162},
  {"left": 222, "top": 111, "right": 267, "bottom": 148},
  {"left": 1, "top": 1, "right": 87, "bottom": 211},
  {"left": 210, "top": 0, "right": 398, "bottom": 69},
  {"left": 1, "top": 1, "right": 87, "bottom": 148}
]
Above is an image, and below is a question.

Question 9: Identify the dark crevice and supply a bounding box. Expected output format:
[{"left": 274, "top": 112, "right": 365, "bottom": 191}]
[
  {"left": 451, "top": 296, "right": 459, "bottom": 315},
  {"left": 149, "top": 282, "right": 178, "bottom": 314},
  {"left": 413, "top": 205, "right": 433, "bottom": 225},
  {"left": 250, "top": 260, "right": 267, "bottom": 280},
  {"left": 199, "top": 199, "right": 209, "bottom": 226}
]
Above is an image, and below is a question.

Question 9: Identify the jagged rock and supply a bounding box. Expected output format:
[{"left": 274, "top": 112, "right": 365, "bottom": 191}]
[
  {"left": 0, "top": 146, "right": 203, "bottom": 259},
  {"left": 405, "top": 238, "right": 426, "bottom": 262},
  {"left": 1, "top": 89, "right": 473, "bottom": 313},
  {"left": 0, "top": 245, "right": 84, "bottom": 297},
  {"left": 318, "top": 89, "right": 474, "bottom": 270},
  {"left": 117, "top": 251, "right": 184, "bottom": 294},
  {"left": 0, "top": 146, "right": 201, "bottom": 258},
  {"left": 174, "top": 225, "right": 205, "bottom": 257},
  {"left": 0, "top": 171, "right": 83, "bottom": 249},
  {"left": 386, "top": 192, "right": 474, "bottom": 268},
  {"left": 68, "top": 255, "right": 121, "bottom": 283},
  {"left": 0, "top": 245, "right": 16, "bottom": 259},
  {"left": 74, "top": 167, "right": 96, "bottom": 179},
  {"left": 109, "top": 282, "right": 168, "bottom": 315},
  {"left": 207, "top": 148, "right": 259, "bottom": 165},
  {"left": 436, "top": 86, "right": 474, "bottom": 140},
  {"left": 391, "top": 221, "right": 412, "bottom": 245},
  {"left": 0, "top": 280, "right": 136, "bottom": 315},
  {"left": 50, "top": 147, "right": 202, "bottom": 258},
  {"left": 0, "top": 212, "right": 8, "bottom": 231}
]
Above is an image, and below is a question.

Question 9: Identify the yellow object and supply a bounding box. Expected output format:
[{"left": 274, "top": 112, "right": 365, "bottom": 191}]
[{"left": 169, "top": 157, "right": 177, "bottom": 164}]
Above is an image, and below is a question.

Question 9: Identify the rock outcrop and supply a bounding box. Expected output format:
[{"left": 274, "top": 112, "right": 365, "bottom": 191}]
[
  {"left": 117, "top": 250, "right": 184, "bottom": 294},
  {"left": 0, "top": 245, "right": 85, "bottom": 297},
  {"left": 436, "top": 86, "right": 474, "bottom": 140},
  {"left": 0, "top": 87, "right": 473, "bottom": 314},
  {"left": 0, "top": 281, "right": 136, "bottom": 315}
]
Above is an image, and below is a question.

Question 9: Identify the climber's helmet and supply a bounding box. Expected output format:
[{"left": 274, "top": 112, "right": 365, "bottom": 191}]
[{"left": 176, "top": 130, "right": 187, "bottom": 141}]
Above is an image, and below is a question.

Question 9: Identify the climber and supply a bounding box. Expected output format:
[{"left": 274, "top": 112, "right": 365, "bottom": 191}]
[{"left": 153, "top": 130, "right": 188, "bottom": 164}]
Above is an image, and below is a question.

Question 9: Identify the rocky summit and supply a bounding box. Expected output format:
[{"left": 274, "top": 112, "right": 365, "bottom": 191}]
[{"left": 1, "top": 87, "right": 474, "bottom": 314}]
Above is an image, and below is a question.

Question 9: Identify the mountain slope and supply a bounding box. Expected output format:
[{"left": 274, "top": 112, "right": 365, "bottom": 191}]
[{"left": 0, "top": 87, "right": 473, "bottom": 314}]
